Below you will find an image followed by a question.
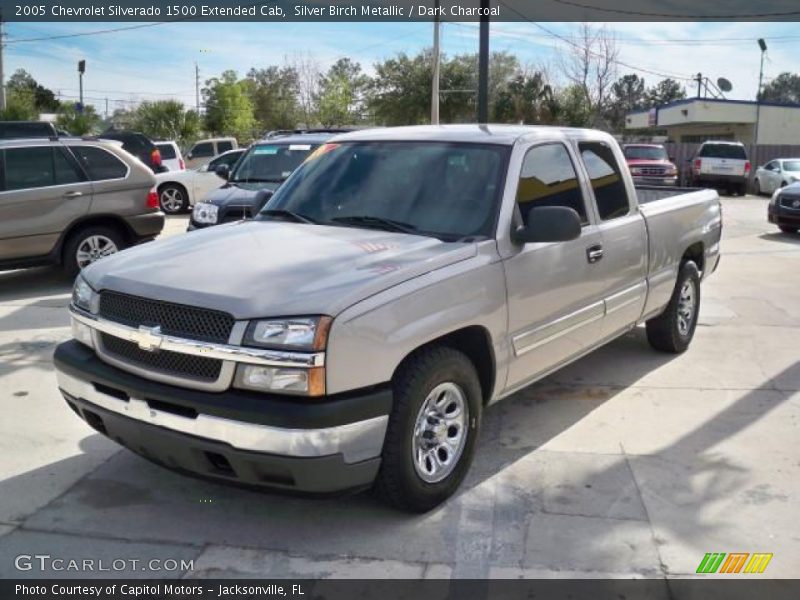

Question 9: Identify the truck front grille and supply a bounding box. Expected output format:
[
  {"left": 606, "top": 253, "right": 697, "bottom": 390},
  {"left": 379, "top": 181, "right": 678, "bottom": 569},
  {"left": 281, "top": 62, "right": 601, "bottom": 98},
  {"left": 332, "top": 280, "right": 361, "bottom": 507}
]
[
  {"left": 637, "top": 166, "right": 668, "bottom": 176},
  {"left": 98, "top": 291, "right": 235, "bottom": 344},
  {"left": 100, "top": 333, "right": 223, "bottom": 382}
]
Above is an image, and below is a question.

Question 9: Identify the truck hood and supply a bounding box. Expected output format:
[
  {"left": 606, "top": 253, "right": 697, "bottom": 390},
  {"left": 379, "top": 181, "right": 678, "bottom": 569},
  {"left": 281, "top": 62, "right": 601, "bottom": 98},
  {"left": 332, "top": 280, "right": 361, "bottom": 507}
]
[
  {"left": 82, "top": 221, "right": 477, "bottom": 319},
  {"left": 203, "top": 181, "right": 279, "bottom": 208}
]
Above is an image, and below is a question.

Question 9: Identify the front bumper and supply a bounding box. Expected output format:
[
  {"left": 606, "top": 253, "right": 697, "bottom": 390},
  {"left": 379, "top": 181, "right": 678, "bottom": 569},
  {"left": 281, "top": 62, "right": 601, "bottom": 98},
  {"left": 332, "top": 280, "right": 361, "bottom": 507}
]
[
  {"left": 54, "top": 340, "right": 390, "bottom": 493},
  {"left": 768, "top": 205, "right": 800, "bottom": 228},
  {"left": 631, "top": 175, "right": 678, "bottom": 186}
]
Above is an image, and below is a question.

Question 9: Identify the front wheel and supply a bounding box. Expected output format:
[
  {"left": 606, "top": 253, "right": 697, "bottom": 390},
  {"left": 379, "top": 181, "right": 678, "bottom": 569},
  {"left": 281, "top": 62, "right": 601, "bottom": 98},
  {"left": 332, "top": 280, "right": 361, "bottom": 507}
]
[
  {"left": 374, "top": 346, "right": 482, "bottom": 512},
  {"left": 646, "top": 261, "right": 701, "bottom": 354}
]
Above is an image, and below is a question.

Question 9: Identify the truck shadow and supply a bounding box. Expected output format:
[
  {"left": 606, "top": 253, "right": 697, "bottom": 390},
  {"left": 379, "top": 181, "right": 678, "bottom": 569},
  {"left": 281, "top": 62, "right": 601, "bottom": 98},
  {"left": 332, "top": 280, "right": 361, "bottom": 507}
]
[
  {"left": 0, "top": 266, "right": 72, "bottom": 303},
  {"left": 758, "top": 232, "right": 800, "bottom": 246}
]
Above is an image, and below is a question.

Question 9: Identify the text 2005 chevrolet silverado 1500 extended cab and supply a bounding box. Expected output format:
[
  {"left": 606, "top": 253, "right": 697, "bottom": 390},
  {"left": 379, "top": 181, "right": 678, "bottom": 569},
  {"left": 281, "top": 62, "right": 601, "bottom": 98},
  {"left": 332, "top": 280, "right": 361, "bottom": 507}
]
[{"left": 54, "top": 125, "right": 722, "bottom": 512}]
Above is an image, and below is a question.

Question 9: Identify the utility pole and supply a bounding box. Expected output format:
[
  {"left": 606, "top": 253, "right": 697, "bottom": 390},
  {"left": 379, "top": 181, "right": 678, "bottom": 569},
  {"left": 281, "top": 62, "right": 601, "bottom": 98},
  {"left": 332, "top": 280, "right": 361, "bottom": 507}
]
[
  {"left": 105, "top": 97, "right": 109, "bottom": 120},
  {"left": 477, "top": 0, "right": 490, "bottom": 123},
  {"left": 0, "top": 17, "right": 6, "bottom": 111},
  {"left": 755, "top": 38, "right": 767, "bottom": 145},
  {"left": 195, "top": 62, "right": 200, "bottom": 114},
  {"left": 695, "top": 73, "right": 703, "bottom": 99},
  {"left": 431, "top": 0, "right": 440, "bottom": 125}
]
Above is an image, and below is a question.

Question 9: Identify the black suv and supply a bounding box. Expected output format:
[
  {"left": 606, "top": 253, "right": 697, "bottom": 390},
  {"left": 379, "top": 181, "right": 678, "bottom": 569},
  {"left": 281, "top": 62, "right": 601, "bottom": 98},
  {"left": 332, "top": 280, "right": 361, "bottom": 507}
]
[
  {"left": 0, "top": 121, "right": 58, "bottom": 139},
  {"left": 98, "top": 130, "right": 167, "bottom": 174},
  {"left": 188, "top": 132, "right": 338, "bottom": 230}
]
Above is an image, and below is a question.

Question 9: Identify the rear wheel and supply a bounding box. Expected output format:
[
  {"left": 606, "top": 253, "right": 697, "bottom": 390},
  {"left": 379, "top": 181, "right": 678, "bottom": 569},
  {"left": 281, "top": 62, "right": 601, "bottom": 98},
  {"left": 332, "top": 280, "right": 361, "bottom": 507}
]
[
  {"left": 374, "top": 346, "right": 482, "bottom": 512},
  {"left": 62, "top": 226, "right": 126, "bottom": 277},
  {"left": 646, "top": 261, "right": 701, "bottom": 354},
  {"left": 159, "top": 184, "right": 188, "bottom": 214},
  {"left": 737, "top": 182, "right": 748, "bottom": 196}
]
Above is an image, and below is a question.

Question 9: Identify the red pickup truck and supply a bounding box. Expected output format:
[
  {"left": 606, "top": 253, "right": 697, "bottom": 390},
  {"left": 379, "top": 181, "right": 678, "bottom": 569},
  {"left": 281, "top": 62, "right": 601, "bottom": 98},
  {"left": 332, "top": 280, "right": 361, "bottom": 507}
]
[{"left": 623, "top": 144, "right": 678, "bottom": 187}]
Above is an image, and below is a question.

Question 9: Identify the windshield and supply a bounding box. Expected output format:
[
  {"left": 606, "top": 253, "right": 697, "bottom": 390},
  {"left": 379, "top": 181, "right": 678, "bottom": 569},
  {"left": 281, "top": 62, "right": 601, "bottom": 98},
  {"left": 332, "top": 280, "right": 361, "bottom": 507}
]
[
  {"left": 624, "top": 146, "right": 668, "bottom": 161},
  {"left": 230, "top": 142, "right": 317, "bottom": 183},
  {"left": 783, "top": 160, "right": 800, "bottom": 172},
  {"left": 260, "top": 142, "right": 509, "bottom": 241}
]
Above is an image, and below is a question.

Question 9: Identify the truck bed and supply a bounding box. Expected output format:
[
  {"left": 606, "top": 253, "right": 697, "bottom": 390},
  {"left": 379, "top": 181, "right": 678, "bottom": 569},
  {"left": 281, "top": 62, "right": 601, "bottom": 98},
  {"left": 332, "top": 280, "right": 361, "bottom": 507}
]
[{"left": 635, "top": 185, "right": 705, "bottom": 205}]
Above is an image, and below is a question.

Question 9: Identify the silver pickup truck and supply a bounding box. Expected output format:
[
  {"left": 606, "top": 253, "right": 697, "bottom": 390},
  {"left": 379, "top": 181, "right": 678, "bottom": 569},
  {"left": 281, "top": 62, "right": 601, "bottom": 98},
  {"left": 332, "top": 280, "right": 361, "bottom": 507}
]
[{"left": 54, "top": 125, "right": 722, "bottom": 512}]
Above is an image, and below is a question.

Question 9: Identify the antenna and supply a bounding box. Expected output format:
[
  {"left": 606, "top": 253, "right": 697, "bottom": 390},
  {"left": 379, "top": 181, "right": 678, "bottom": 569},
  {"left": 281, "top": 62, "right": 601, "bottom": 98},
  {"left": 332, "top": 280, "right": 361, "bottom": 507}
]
[{"left": 717, "top": 78, "right": 733, "bottom": 93}]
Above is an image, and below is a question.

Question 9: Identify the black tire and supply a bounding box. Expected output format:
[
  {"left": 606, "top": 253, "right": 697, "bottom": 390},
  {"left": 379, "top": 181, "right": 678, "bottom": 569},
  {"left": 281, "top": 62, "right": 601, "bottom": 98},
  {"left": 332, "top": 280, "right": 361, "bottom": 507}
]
[
  {"left": 737, "top": 182, "right": 748, "bottom": 196},
  {"left": 158, "top": 183, "right": 189, "bottom": 214},
  {"left": 62, "top": 225, "right": 126, "bottom": 277},
  {"left": 754, "top": 179, "right": 761, "bottom": 196},
  {"left": 646, "top": 261, "right": 701, "bottom": 354},
  {"left": 374, "top": 346, "right": 482, "bottom": 512},
  {"left": 779, "top": 225, "right": 798, "bottom": 234}
]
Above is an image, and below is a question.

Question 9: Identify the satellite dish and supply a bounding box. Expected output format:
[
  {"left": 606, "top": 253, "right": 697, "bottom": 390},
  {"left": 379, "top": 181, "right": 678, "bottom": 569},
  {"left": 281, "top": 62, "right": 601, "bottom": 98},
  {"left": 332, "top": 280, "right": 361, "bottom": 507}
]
[{"left": 717, "top": 78, "right": 733, "bottom": 93}]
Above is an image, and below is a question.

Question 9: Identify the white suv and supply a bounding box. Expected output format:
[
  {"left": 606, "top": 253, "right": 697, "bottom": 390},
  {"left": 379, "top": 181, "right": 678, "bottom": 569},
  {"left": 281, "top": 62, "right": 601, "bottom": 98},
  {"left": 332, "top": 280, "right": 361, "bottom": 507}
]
[
  {"left": 691, "top": 140, "right": 750, "bottom": 196},
  {"left": 155, "top": 141, "right": 185, "bottom": 172}
]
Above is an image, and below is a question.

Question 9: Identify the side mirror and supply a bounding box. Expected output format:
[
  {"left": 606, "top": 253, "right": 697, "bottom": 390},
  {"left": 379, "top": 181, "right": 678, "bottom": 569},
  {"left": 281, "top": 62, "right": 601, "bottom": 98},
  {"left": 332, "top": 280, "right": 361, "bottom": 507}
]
[
  {"left": 512, "top": 206, "right": 582, "bottom": 244},
  {"left": 214, "top": 164, "right": 230, "bottom": 180},
  {"left": 187, "top": 152, "right": 193, "bottom": 160}
]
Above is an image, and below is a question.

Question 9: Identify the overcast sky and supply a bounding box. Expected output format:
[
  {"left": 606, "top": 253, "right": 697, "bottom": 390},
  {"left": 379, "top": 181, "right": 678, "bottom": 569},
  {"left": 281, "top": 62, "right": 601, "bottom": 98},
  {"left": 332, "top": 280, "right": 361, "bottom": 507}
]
[{"left": 4, "top": 20, "right": 798, "bottom": 115}]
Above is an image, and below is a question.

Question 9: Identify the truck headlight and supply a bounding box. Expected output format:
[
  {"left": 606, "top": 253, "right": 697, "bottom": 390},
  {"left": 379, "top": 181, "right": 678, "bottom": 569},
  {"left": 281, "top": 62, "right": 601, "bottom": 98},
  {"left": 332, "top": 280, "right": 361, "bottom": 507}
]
[
  {"left": 234, "top": 365, "right": 325, "bottom": 396},
  {"left": 72, "top": 276, "right": 96, "bottom": 312},
  {"left": 243, "top": 316, "right": 331, "bottom": 351},
  {"left": 192, "top": 202, "right": 219, "bottom": 224}
]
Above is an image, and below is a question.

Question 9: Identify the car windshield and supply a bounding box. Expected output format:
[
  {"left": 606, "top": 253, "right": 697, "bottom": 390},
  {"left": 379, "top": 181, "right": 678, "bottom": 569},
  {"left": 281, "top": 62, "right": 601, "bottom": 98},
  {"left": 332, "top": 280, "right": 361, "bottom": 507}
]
[
  {"left": 782, "top": 160, "right": 800, "bottom": 172},
  {"left": 624, "top": 146, "right": 667, "bottom": 161},
  {"left": 698, "top": 144, "right": 747, "bottom": 159},
  {"left": 230, "top": 143, "right": 317, "bottom": 183},
  {"left": 259, "top": 141, "right": 509, "bottom": 241}
]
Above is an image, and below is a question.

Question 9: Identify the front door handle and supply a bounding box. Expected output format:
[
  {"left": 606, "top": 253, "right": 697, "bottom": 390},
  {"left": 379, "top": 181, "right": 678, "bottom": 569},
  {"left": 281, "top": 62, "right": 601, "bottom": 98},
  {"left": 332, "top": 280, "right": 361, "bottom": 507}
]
[
  {"left": 63, "top": 191, "right": 83, "bottom": 199},
  {"left": 587, "top": 244, "right": 604, "bottom": 263}
]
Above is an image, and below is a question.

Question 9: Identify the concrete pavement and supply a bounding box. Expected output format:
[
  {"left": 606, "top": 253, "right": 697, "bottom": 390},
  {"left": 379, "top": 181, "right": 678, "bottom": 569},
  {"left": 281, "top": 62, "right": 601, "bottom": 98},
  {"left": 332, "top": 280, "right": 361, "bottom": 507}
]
[{"left": 0, "top": 202, "right": 798, "bottom": 581}]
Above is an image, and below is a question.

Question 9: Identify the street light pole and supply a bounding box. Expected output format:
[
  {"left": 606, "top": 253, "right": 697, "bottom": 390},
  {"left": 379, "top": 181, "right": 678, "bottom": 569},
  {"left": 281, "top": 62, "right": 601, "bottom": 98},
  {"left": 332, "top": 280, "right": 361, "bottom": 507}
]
[
  {"left": 431, "top": 0, "right": 440, "bottom": 125},
  {"left": 755, "top": 38, "right": 767, "bottom": 145},
  {"left": 477, "top": 0, "right": 490, "bottom": 123}
]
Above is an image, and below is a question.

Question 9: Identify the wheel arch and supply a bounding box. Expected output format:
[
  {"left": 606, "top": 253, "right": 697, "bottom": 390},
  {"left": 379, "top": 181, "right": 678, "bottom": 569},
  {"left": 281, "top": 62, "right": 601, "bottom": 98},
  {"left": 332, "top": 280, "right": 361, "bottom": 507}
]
[{"left": 682, "top": 241, "right": 705, "bottom": 274}]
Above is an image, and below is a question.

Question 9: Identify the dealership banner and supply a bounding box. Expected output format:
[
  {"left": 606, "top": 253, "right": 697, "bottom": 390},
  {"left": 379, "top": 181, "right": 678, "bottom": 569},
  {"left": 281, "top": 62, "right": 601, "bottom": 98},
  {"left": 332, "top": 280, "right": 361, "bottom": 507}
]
[
  {"left": 3, "top": 579, "right": 800, "bottom": 599},
  {"left": 2, "top": 0, "right": 800, "bottom": 22}
]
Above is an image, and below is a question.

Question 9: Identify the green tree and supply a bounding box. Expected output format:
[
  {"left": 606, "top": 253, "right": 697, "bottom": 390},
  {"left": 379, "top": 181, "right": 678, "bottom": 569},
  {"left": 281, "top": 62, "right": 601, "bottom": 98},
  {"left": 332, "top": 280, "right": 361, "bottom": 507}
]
[
  {"left": 607, "top": 73, "right": 647, "bottom": 131},
  {"left": 203, "top": 70, "right": 257, "bottom": 141},
  {"left": 316, "top": 58, "right": 368, "bottom": 127},
  {"left": 493, "top": 71, "right": 554, "bottom": 124},
  {"left": 557, "top": 84, "right": 593, "bottom": 127},
  {"left": 56, "top": 104, "right": 101, "bottom": 135},
  {"left": 245, "top": 66, "right": 301, "bottom": 131},
  {"left": 131, "top": 100, "right": 200, "bottom": 145},
  {"left": 6, "top": 68, "right": 61, "bottom": 112},
  {"left": 759, "top": 72, "right": 800, "bottom": 103},
  {"left": 0, "top": 88, "right": 38, "bottom": 120},
  {"left": 647, "top": 78, "right": 686, "bottom": 107}
]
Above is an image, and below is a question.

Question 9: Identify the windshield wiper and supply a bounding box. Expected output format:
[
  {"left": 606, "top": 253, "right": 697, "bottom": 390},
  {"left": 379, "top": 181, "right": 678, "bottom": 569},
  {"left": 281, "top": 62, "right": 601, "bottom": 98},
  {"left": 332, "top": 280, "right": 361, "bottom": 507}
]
[
  {"left": 331, "top": 215, "right": 418, "bottom": 234},
  {"left": 261, "top": 209, "right": 316, "bottom": 224}
]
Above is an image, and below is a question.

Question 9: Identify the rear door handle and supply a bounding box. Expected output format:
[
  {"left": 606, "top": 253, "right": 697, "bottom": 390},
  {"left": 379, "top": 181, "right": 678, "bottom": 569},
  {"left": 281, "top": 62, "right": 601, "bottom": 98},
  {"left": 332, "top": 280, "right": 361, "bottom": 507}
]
[
  {"left": 63, "top": 191, "right": 83, "bottom": 199},
  {"left": 587, "top": 245, "right": 604, "bottom": 263}
]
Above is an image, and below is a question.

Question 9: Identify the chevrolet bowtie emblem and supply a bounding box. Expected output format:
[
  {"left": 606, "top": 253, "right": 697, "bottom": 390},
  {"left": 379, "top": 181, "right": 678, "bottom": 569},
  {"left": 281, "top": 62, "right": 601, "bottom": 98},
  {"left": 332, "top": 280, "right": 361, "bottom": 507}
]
[{"left": 133, "top": 325, "right": 163, "bottom": 352}]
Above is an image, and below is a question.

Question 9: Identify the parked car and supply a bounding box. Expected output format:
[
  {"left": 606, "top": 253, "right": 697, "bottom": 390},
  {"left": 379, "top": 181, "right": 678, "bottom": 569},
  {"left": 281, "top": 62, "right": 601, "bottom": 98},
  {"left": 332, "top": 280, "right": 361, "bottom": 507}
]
[
  {"left": 691, "top": 140, "right": 750, "bottom": 195},
  {"left": 189, "top": 133, "right": 333, "bottom": 229},
  {"left": 155, "top": 148, "right": 246, "bottom": 214},
  {"left": 98, "top": 130, "right": 167, "bottom": 174},
  {"left": 0, "top": 137, "right": 163, "bottom": 275},
  {"left": 185, "top": 137, "right": 238, "bottom": 169},
  {"left": 54, "top": 125, "right": 721, "bottom": 512},
  {"left": 753, "top": 158, "right": 800, "bottom": 196},
  {"left": 0, "top": 120, "right": 58, "bottom": 139},
  {"left": 768, "top": 181, "right": 800, "bottom": 233},
  {"left": 155, "top": 141, "right": 185, "bottom": 172},
  {"left": 623, "top": 144, "right": 678, "bottom": 186}
]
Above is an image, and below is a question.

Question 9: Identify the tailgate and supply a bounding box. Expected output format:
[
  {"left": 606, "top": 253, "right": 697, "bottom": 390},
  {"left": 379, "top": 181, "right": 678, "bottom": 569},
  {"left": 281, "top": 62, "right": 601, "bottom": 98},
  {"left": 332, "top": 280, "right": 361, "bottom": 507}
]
[{"left": 700, "top": 157, "right": 746, "bottom": 176}]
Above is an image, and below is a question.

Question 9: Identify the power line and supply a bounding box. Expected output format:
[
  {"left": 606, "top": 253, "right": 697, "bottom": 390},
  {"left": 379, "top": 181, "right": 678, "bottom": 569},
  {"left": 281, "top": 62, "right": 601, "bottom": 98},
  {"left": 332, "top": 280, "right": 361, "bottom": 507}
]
[
  {"left": 3, "top": 22, "right": 170, "bottom": 44},
  {"left": 549, "top": 0, "right": 800, "bottom": 19}
]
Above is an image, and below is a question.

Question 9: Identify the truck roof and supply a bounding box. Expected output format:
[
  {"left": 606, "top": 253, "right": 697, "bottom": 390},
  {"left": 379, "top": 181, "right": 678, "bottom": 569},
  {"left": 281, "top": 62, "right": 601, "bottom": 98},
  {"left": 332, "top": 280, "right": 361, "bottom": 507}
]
[{"left": 333, "top": 124, "right": 614, "bottom": 146}]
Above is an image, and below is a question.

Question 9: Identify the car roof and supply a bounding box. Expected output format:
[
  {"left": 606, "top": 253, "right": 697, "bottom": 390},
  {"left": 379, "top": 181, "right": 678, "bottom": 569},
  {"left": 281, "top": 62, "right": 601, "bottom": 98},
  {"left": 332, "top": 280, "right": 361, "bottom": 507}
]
[
  {"left": 0, "top": 137, "right": 121, "bottom": 148},
  {"left": 253, "top": 133, "right": 336, "bottom": 145},
  {"left": 331, "top": 124, "right": 614, "bottom": 146},
  {"left": 624, "top": 143, "right": 664, "bottom": 148},
  {"left": 699, "top": 140, "right": 745, "bottom": 146}
]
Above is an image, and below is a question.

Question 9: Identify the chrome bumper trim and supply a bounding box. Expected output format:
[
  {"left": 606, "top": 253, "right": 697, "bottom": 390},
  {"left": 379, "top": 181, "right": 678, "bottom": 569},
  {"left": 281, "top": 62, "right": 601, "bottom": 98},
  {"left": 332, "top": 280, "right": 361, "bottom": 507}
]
[
  {"left": 71, "top": 308, "right": 325, "bottom": 368},
  {"left": 56, "top": 369, "right": 387, "bottom": 464}
]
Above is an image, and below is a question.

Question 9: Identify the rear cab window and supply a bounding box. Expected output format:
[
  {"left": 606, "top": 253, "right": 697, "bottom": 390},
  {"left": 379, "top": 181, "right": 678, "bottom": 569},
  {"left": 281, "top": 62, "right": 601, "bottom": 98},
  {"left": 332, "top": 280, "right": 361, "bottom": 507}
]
[
  {"left": 579, "top": 142, "right": 632, "bottom": 221},
  {"left": 516, "top": 143, "right": 589, "bottom": 226},
  {"left": 698, "top": 144, "right": 747, "bottom": 159}
]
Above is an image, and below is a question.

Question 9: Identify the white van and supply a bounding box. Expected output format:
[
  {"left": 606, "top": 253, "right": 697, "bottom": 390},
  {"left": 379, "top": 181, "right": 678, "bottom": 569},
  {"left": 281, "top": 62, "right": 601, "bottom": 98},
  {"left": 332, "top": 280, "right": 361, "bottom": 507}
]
[{"left": 184, "top": 137, "right": 238, "bottom": 169}]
